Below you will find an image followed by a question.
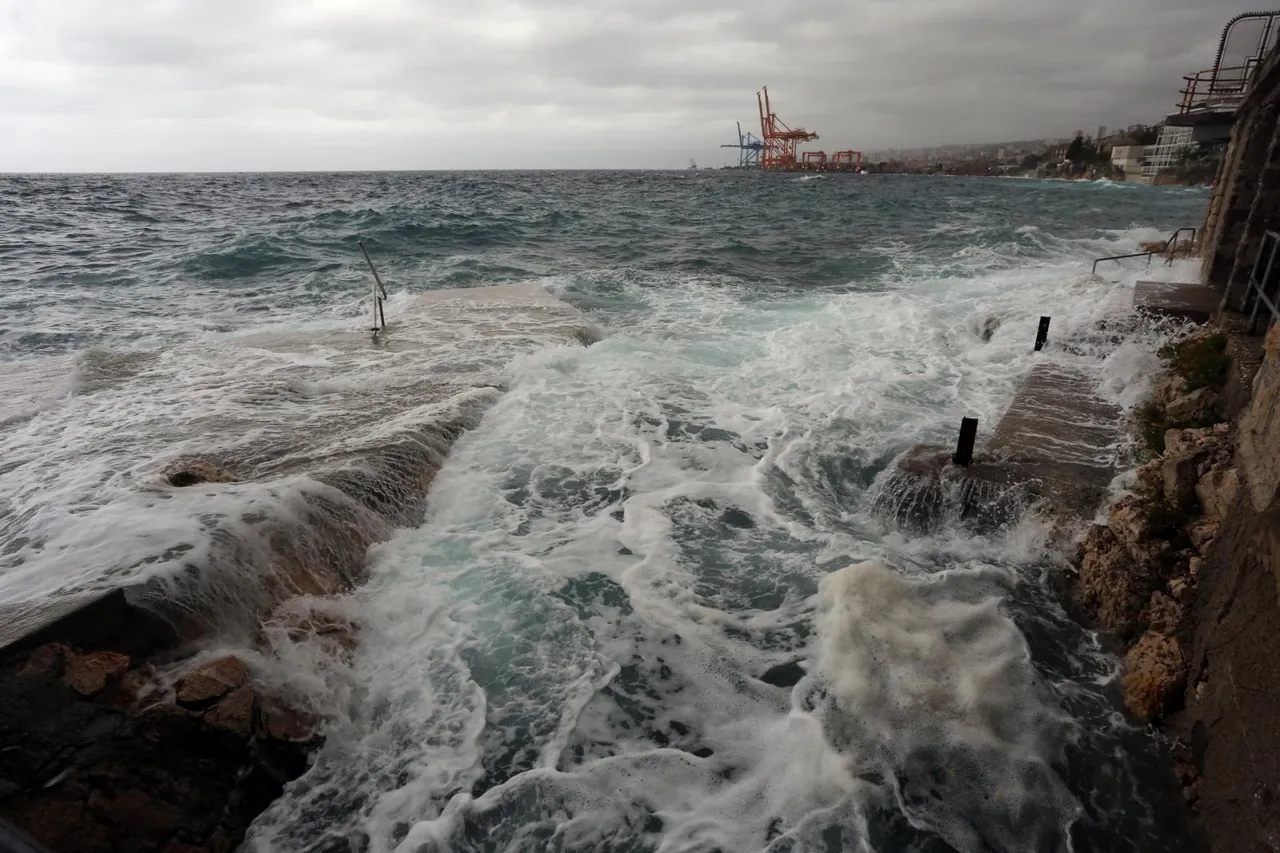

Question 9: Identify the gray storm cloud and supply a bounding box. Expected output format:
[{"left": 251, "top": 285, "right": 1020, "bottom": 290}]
[{"left": 0, "top": 0, "right": 1258, "bottom": 170}]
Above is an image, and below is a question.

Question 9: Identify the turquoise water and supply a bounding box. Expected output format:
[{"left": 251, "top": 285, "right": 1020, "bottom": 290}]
[{"left": 0, "top": 172, "right": 1209, "bottom": 852}]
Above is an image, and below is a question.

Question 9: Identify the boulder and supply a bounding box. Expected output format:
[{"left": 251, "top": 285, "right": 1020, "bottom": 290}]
[
  {"left": 1154, "top": 374, "right": 1187, "bottom": 407},
  {"left": 1144, "top": 590, "right": 1183, "bottom": 634},
  {"left": 62, "top": 651, "right": 130, "bottom": 697},
  {"left": 161, "top": 457, "right": 240, "bottom": 488},
  {"left": 1161, "top": 453, "right": 1201, "bottom": 506},
  {"left": 1108, "top": 496, "right": 1151, "bottom": 550},
  {"left": 1076, "top": 525, "right": 1148, "bottom": 637},
  {"left": 1123, "top": 632, "right": 1186, "bottom": 721},
  {"left": 258, "top": 697, "right": 319, "bottom": 743},
  {"left": 203, "top": 685, "right": 255, "bottom": 737},
  {"left": 1187, "top": 518, "right": 1220, "bottom": 554},
  {"left": 1196, "top": 466, "right": 1240, "bottom": 524},
  {"left": 1165, "top": 386, "right": 1218, "bottom": 424},
  {"left": 175, "top": 656, "right": 248, "bottom": 706}
]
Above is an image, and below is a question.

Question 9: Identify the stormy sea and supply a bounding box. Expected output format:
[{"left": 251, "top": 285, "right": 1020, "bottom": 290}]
[{"left": 0, "top": 171, "right": 1209, "bottom": 852}]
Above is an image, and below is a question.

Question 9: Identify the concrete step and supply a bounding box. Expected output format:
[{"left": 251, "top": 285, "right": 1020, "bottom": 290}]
[{"left": 1135, "top": 280, "right": 1222, "bottom": 322}]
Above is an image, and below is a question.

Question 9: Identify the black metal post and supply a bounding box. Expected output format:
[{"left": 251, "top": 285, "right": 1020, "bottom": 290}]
[
  {"left": 952, "top": 417, "right": 978, "bottom": 466},
  {"left": 1034, "top": 316, "right": 1051, "bottom": 352}
]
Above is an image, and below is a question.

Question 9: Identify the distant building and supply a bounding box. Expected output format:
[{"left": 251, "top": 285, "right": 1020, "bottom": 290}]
[
  {"left": 1097, "top": 125, "right": 1107, "bottom": 141},
  {"left": 1112, "top": 144, "right": 1149, "bottom": 182},
  {"left": 1142, "top": 125, "right": 1196, "bottom": 179}
]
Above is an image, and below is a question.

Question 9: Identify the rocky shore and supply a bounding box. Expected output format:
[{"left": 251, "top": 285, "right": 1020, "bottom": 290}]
[{"left": 1073, "top": 321, "right": 1279, "bottom": 850}]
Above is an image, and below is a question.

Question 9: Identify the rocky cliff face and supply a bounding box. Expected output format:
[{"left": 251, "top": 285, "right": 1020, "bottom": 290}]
[{"left": 1075, "top": 323, "right": 1280, "bottom": 850}]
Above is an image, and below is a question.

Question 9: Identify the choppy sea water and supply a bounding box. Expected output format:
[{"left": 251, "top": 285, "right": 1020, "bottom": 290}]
[{"left": 0, "top": 172, "right": 1209, "bottom": 852}]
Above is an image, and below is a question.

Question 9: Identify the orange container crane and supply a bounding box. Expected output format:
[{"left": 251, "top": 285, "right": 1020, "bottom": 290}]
[{"left": 757, "top": 87, "right": 819, "bottom": 171}]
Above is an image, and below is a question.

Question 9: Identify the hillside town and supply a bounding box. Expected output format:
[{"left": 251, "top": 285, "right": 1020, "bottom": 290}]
[{"left": 862, "top": 122, "right": 1217, "bottom": 183}]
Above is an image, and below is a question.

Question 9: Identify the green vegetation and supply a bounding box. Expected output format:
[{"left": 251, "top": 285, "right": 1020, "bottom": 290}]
[
  {"left": 1158, "top": 332, "right": 1230, "bottom": 391},
  {"left": 1135, "top": 400, "right": 1170, "bottom": 455}
]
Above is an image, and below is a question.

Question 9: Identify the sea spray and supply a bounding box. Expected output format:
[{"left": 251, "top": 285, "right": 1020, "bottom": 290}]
[{"left": 0, "top": 172, "right": 1211, "bottom": 851}]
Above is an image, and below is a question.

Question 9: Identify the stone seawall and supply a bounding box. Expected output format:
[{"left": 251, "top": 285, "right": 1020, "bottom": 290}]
[{"left": 1074, "top": 322, "right": 1280, "bottom": 851}]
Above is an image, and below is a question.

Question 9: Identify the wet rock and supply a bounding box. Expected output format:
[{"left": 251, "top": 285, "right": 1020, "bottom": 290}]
[
  {"left": 62, "top": 651, "right": 130, "bottom": 697},
  {"left": 720, "top": 508, "right": 755, "bottom": 529},
  {"left": 86, "top": 789, "right": 184, "bottom": 843},
  {"left": 0, "top": 660, "right": 311, "bottom": 853},
  {"left": 162, "top": 457, "right": 240, "bottom": 487},
  {"left": 1108, "top": 496, "right": 1151, "bottom": 552},
  {"left": 203, "top": 686, "right": 254, "bottom": 737},
  {"left": 20, "top": 644, "right": 68, "bottom": 678},
  {"left": 759, "top": 661, "right": 806, "bottom": 688},
  {"left": 1165, "top": 386, "right": 1218, "bottom": 424},
  {"left": 1123, "top": 632, "right": 1186, "bottom": 721},
  {"left": 1155, "top": 374, "right": 1187, "bottom": 407},
  {"left": 175, "top": 656, "right": 248, "bottom": 707},
  {"left": 257, "top": 697, "right": 318, "bottom": 743},
  {"left": 1076, "top": 525, "right": 1148, "bottom": 638},
  {"left": 1195, "top": 466, "right": 1239, "bottom": 524}
]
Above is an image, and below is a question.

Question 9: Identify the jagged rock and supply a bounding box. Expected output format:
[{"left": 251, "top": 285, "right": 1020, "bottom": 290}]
[
  {"left": 203, "top": 685, "right": 255, "bottom": 737},
  {"left": 258, "top": 697, "right": 318, "bottom": 742},
  {"left": 1108, "top": 496, "right": 1150, "bottom": 549},
  {"left": 1123, "top": 632, "right": 1186, "bottom": 721},
  {"left": 0, "top": 660, "right": 311, "bottom": 853},
  {"left": 1166, "top": 386, "right": 1218, "bottom": 424},
  {"left": 1196, "top": 466, "right": 1240, "bottom": 523},
  {"left": 1164, "top": 426, "right": 1219, "bottom": 459},
  {"left": 162, "top": 457, "right": 240, "bottom": 487},
  {"left": 1188, "top": 556, "right": 1203, "bottom": 579},
  {"left": 20, "top": 644, "right": 68, "bottom": 677},
  {"left": 1155, "top": 374, "right": 1187, "bottom": 407},
  {"left": 1077, "top": 525, "right": 1148, "bottom": 638},
  {"left": 175, "top": 656, "right": 248, "bottom": 706},
  {"left": 1162, "top": 453, "right": 1202, "bottom": 505},
  {"left": 1169, "top": 577, "right": 1189, "bottom": 601},
  {"left": 1144, "top": 591, "right": 1184, "bottom": 634},
  {"left": 62, "top": 651, "right": 130, "bottom": 697},
  {"left": 1187, "top": 519, "right": 1220, "bottom": 554},
  {"left": 86, "top": 789, "right": 184, "bottom": 843},
  {"left": 1135, "top": 458, "right": 1163, "bottom": 494}
]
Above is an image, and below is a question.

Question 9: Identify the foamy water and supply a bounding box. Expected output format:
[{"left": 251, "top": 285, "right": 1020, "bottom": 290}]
[{"left": 0, "top": 172, "right": 1207, "bottom": 851}]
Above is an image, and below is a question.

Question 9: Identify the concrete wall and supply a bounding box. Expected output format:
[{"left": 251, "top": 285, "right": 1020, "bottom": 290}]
[{"left": 1199, "top": 47, "right": 1280, "bottom": 302}]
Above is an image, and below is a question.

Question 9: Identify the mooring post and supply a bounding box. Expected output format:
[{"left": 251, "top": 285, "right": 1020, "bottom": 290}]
[
  {"left": 952, "top": 417, "right": 978, "bottom": 466},
  {"left": 358, "top": 240, "right": 389, "bottom": 332},
  {"left": 1034, "top": 316, "right": 1050, "bottom": 352}
]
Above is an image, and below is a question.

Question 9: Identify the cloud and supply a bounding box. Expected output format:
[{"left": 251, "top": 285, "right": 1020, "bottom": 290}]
[{"left": 0, "top": 0, "right": 1263, "bottom": 170}]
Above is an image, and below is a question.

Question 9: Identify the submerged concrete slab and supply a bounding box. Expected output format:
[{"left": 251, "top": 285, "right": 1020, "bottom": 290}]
[
  {"left": 1135, "top": 280, "right": 1222, "bottom": 323},
  {"left": 876, "top": 362, "right": 1125, "bottom": 529},
  {"left": 985, "top": 362, "right": 1123, "bottom": 513}
]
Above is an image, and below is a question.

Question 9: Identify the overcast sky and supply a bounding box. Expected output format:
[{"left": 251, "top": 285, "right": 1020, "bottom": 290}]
[{"left": 0, "top": 0, "right": 1263, "bottom": 171}]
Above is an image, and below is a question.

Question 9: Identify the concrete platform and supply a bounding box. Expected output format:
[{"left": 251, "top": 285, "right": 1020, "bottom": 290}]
[
  {"left": 1135, "top": 280, "right": 1222, "bottom": 323},
  {"left": 984, "top": 362, "right": 1123, "bottom": 514},
  {"left": 876, "top": 362, "right": 1125, "bottom": 528}
]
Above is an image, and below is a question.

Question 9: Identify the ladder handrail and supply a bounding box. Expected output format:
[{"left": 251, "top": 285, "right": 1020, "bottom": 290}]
[
  {"left": 358, "top": 240, "right": 388, "bottom": 333},
  {"left": 1091, "top": 226, "right": 1197, "bottom": 276}
]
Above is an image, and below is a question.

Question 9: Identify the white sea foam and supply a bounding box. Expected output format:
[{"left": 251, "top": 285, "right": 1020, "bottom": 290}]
[{"left": 241, "top": 224, "right": 1196, "bottom": 852}]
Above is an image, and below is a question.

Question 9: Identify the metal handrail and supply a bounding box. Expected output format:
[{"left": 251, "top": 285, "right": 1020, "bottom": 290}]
[
  {"left": 358, "top": 240, "right": 389, "bottom": 333},
  {"left": 1092, "top": 227, "right": 1198, "bottom": 276},
  {"left": 1244, "top": 230, "right": 1280, "bottom": 333}
]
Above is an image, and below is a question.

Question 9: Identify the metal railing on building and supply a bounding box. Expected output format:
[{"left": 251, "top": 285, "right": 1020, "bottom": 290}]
[
  {"left": 1177, "top": 64, "right": 1254, "bottom": 116},
  {"left": 1244, "top": 230, "right": 1280, "bottom": 332}
]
